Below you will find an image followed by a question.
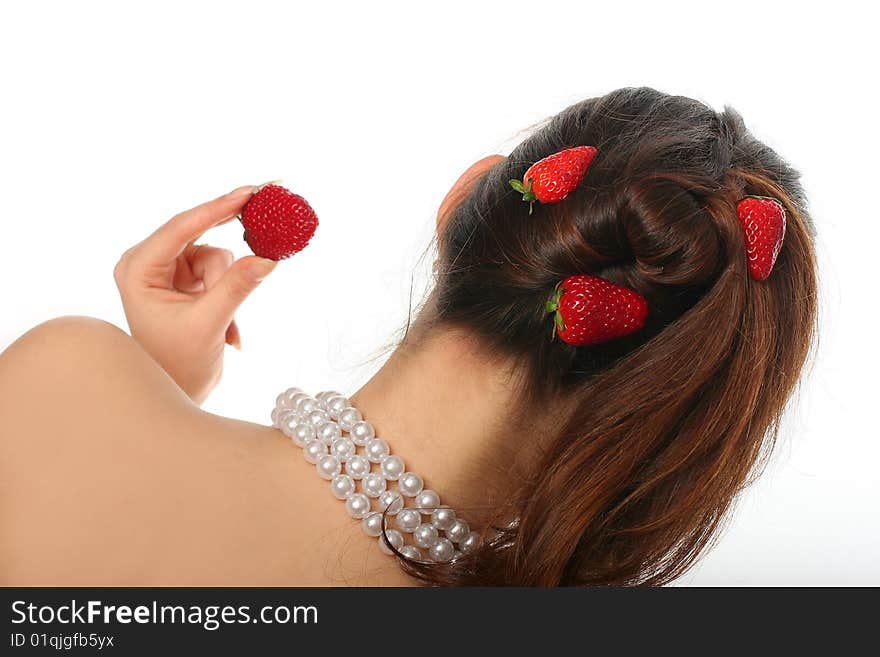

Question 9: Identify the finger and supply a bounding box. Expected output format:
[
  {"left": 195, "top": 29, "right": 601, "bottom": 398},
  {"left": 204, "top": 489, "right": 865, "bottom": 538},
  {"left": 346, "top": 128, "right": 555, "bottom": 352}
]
[
  {"left": 191, "top": 246, "right": 237, "bottom": 341},
  {"left": 172, "top": 244, "right": 206, "bottom": 293},
  {"left": 174, "top": 242, "right": 229, "bottom": 293},
  {"left": 193, "top": 245, "right": 235, "bottom": 351},
  {"left": 190, "top": 245, "right": 234, "bottom": 290},
  {"left": 225, "top": 320, "right": 241, "bottom": 350},
  {"left": 197, "top": 256, "right": 277, "bottom": 335},
  {"left": 133, "top": 185, "right": 257, "bottom": 266}
]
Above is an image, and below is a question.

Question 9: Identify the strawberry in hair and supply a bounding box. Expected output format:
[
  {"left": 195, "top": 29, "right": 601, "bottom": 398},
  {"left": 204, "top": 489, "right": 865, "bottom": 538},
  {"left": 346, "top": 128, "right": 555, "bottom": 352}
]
[{"left": 510, "top": 145, "right": 597, "bottom": 214}]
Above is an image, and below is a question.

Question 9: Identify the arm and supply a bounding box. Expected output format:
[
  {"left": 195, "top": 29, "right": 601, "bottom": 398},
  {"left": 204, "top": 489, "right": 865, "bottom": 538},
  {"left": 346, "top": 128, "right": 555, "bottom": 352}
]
[{"left": 0, "top": 189, "right": 284, "bottom": 583}]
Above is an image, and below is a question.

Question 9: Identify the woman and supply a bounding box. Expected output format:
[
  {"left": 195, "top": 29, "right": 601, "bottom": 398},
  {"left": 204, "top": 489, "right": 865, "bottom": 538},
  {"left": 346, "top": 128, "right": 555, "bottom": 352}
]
[{"left": 0, "top": 87, "right": 817, "bottom": 586}]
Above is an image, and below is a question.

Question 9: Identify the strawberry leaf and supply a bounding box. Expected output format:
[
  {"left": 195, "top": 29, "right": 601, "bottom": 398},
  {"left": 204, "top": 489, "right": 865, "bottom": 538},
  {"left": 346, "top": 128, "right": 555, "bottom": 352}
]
[
  {"left": 546, "top": 284, "right": 566, "bottom": 340},
  {"left": 509, "top": 179, "right": 526, "bottom": 193},
  {"left": 549, "top": 311, "right": 565, "bottom": 341},
  {"left": 522, "top": 179, "right": 537, "bottom": 204}
]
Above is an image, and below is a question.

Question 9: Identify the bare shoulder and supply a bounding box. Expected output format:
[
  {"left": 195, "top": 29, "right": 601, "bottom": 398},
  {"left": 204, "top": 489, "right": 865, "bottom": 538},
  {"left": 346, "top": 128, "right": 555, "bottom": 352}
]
[{"left": 0, "top": 317, "right": 411, "bottom": 586}]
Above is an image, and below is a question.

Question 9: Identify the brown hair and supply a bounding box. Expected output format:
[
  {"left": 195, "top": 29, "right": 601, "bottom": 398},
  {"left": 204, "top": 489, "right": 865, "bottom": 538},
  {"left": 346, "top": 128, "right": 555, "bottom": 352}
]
[{"left": 392, "top": 87, "right": 817, "bottom": 585}]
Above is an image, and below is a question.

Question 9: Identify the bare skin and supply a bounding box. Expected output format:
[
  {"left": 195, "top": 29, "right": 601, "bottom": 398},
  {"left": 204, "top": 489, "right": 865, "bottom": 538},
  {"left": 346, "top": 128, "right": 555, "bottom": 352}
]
[{"left": 0, "top": 155, "right": 554, "bottom": 586}]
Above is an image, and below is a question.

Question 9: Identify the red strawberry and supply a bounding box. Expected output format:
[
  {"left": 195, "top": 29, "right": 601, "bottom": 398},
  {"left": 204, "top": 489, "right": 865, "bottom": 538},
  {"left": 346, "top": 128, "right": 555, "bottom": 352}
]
[
  {"left": 736, "top": 196, "right": 786, "bottom": 281},
  {"left": 240, "top": 184, "right": 318, "bottom": 261},
  {"left": 509, "top": 145, "right": 597, "bottom": 214},
  {"left": 545, "top": 274, "right": 648, "bottom": 346}
]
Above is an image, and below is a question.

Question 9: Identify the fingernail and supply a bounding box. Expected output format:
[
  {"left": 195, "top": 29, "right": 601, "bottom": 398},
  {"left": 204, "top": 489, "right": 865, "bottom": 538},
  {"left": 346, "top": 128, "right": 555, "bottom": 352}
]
[
  {"left": 231, "top": 336, "right": 242, "bottom": 350},
  {"left": 225, "top": 185, "right": 259, "bottom": 198},
  {"left": 247, "top": 257, "right": 277, "bottom": 282},
  {"left": 257, "top": 179, "right": 284, "bottom": 190}
]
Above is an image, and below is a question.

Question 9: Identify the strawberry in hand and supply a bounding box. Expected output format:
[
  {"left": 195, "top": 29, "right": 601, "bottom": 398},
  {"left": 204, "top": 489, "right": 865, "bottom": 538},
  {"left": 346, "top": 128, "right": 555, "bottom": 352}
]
[{"left": 240, "top": 184, "right": 318, "bottom": 261}]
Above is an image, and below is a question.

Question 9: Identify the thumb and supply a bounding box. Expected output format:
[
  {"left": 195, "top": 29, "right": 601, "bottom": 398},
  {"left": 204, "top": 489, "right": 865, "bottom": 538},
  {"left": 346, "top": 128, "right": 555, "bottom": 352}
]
[{"left": 198, "top": 256, "right": 276, "bottom": 334}]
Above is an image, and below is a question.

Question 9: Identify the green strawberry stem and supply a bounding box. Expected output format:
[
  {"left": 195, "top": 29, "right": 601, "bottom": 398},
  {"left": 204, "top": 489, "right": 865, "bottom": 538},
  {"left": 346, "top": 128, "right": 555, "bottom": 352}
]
[
  {"left": 545, "top": 283, "right": 565, "bottom": 340},
  {"left": 509, "top": 177, "right": 537, "bottom": 215}
]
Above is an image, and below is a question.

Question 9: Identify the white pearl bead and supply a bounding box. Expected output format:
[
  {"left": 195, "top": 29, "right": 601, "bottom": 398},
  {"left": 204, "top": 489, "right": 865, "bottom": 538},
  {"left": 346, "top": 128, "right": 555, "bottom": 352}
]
[
  {"left": 315, "top": 421, "right": 342, "bottom": 444},
  {"left": 414, "top": 489, "right": 441, "bottom": 513},
  {"left": 285, "top": 421, "right": 316, "bottom": 448},
  {"left": 361, "top": 473, "right": 387, "bottom": 498},
  {"left": 290, "top": 422, "right": 315, "bottom": 447},
  {"left": 446, "top": 519, "right": 470, "bottom": 543},
  {"left": 345, "top": 454, "right": 371, "bottom": 480},
  {"left": 303, "top": 440, "right": 328, "bottom": 464},
  {"left": 380, "top": 455, "right": 405, "bottom": 481},
  {"left": 289, "top": 392, "right": 309, "bottom": 408},
  {"left": 326, "top": 395, "right": 349, "bottom": 420},
  {"left": 345, "top": 493, "right": 371, "bottom": 519},
  {"left": 289, "top": 412, "right": 308, "bottom": 427},
  {"left": 431, "top": 507, "right": 456, "bottom": 530},
  {"left": 275, "top": 391, "right": 294, "bottom": 410},
  {"left": 398, "top": 472, "right": 424, "bottom": 497},
  {"left": 316, "top": 390, "right": 342, "bottom": 409},
  {"left": 378, "top": 490, "right": 404, "bottom": 515},
  {"left": 378, "top": 529, "right": 404, "bottom": 555},
  {"left": 278, "top": 412, "right": 298, "bottom": 435},
  {"left": 365, "top": 438, "right": 390, "bottom": 463},
  {"left": 361, "top": 512, "right": 385, "bottom": 537},
  {"left": 270, "top": 407, "right": 280, "bottom": 427},
  {"left": 399, "top": 545, "right": 423, "bottom": 561},
  {"left": 338, "top": 407, "right": 362, "bottom": 432},
  {"left": 349, "top": 420, "right": 375, "bottom": 446},
  {"left": 285, "top": 389, "right": 306, "bottom": 407},
  {"left": 459, "top": 531, "right": 480, "bottom": 554},
  {"left": 330, "top": 437, "right": 356, "bottom": 462},
  {"left": 413, "top": 524, "right": 439, "bottom": 548},
  {"left": 274, "top": 407, "right": 294, "bottom": 428},
  {"left": 428, "top": 537, "right": 455, "bottom": 563},
  {"left": 295, "top": 396, "right": 319, "bottom": 415},
  {"left": 315, "top": 454, "right": 341, "bottom": 480},
  {"left": 396, "top": 508, "right": 421, "bottom": 533},
  {"left": 330, "top": 473, "right": 355, "bottom": 500},
  {"left": 306, "top": 409, "right": 330, "bottom": 427}
]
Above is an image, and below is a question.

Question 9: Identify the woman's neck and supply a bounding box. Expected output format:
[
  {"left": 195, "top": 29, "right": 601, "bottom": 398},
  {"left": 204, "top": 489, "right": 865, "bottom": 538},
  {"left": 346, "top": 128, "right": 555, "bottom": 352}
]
[{"left": 349, "top": 324, "right": 540, "bottom": 525}]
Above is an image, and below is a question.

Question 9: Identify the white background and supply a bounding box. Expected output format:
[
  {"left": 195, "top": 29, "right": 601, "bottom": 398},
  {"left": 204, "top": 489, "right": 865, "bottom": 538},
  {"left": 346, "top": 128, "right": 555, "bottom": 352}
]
[{"left": 1, "top": 1, "right": 876, "bottom": 585}]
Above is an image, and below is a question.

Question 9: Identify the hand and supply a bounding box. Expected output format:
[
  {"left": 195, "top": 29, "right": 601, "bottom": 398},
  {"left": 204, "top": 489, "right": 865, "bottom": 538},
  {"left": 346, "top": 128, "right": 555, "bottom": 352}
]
[{"left": 113, "top": 186, "right": 277, "bottom": 404}]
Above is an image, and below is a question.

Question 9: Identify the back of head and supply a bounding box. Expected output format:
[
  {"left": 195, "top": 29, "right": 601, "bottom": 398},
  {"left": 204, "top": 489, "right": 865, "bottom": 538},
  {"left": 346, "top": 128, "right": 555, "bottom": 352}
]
[{"left": 414, "top": 87, "right": 818, "bottom": 585}]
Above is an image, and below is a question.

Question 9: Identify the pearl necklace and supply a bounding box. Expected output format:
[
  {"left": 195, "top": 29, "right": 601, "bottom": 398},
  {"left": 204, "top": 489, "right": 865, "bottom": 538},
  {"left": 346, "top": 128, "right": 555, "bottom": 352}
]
[{"left": 271, "top": 387, "right": 481, "bottom": 563}]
